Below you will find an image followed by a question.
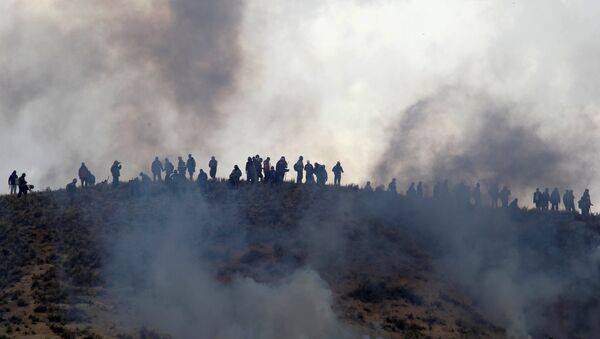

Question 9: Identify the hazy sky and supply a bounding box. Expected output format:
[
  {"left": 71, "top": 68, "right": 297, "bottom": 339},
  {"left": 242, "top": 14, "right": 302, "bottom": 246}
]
[{"left": 1, "top": 0, "right": 599, "bottom": 201}]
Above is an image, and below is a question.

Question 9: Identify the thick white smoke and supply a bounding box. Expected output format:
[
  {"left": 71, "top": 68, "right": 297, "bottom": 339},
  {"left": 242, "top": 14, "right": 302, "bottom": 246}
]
[
  {"left": 1, "top": 0, "right": 600, "bottom": 198},
  {"left": 104, "top": 195, "right": 354, "bottom": 338}
]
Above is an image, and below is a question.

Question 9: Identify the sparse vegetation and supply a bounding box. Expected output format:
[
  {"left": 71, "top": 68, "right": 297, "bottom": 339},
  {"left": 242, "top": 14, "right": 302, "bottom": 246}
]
[{"left": 0, "top": 181, "right": 598, "bottom": 337}]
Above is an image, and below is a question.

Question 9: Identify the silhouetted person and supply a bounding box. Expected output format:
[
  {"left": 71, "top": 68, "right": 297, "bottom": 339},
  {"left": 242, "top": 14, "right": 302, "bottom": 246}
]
[
  {"left": 262, "top": 157, "right": 271, "bottom": 182},
  {"left": 417, "top": 181, "right": 424, "bottom": 198},
  {"left": 79, "top": 162, "right": 91, "bottom": 187},
  {"left": 550, "top": 188, "right": 561, "bottom": 211},
  {"left": 139, "top": 172, "right": 152, "bottom": 183},
  {"left": 563, "top": 190, "right": 576, "bottom": 212},
  {"left": 187, "top": 154, "right": 196, "bottom": 180},
  {"left": 229, "top": 165, "right": 242, "bottom": 188},
  {"left": 454, "top": 182, "right": 471, "bottom": 207},
  {"left": 170, "top": 170, "right": 186, "bottom": 192},
  {"left": 364, "top": 181, "right": 373, "bottom": 192},
  {"left": 433, "top": 181, "right": 441, "bottom": 200},
  {"left": 388, "top": 178, "right": 397, "bottom": 194},
  {"left": 406, "top": 182, "right": 417, "bottom": 199},
  {"left": 17, "top": 173, "right": 29, "bottom": 198},
  {"left": 542, "top": 188, "right": 550, "bottom": 210},
  {"left": 488, "top": 184, "right": 499, "bottom": 208},
  {"left": 294, "top": 156, "right": 304, "bottom": 184},
  {"left": 177, "top": 157, "right": 186, "bottom": 178},
  {"left": 254, "top": 155, "right": 263, "bottom": 182},
  {"left": 151, "top": 157, "right": 163, "bottom": 181},
  {"left": 499, "top": 186, "right": 511, "bottom": 208},
  {"left": 209, "top": 156, "right": 218, "bottom": 180},
  {"left": 66, "top": 179, "right": 77, "bottom": 202},
  {"left": 197, "top": 169, "right": 208, "bottom": 190},
  {"left": 164, "top": 158, "right": 174, "bottom": 177},
  {"left": 578, "top": 189, "right": 592, "bottom": 216},
  {"left": 8, "top": 170, "right": 18, "bottom": 195},
  {"left": 533, "top": 188, "right": 542, "bottom": 210},
  {"left": 246, "top": 157, "right": 257, "bottom": 183},
  {"left": 110, "top": 161, "right": 121, "bottom": 187},
  {"left": 472, "top": 183, "right": 481, "bottom": 207},
  {"left": 275, "top": 156, "right": 289, "bottom": 183},
  {"left": 332, "top": 161, "right": 344, "bottom": 186},
  {"left": 304, "top": 161, "right": 315, "bottom": 184},
  {"left": 315, "top": 164, "right": 328, "bottom": 185},
  {"left": 268, "top": 166, "right": 276, "bottom": 183},
  {"left": 375, "top": 185, "right": 385, "bottom": 193}
]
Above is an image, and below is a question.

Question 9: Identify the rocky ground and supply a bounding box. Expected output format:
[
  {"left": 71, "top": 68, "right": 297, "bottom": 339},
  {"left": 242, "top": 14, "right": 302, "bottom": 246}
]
[{"left": 0, "top": 181, "right": 598, "bottom": 338}]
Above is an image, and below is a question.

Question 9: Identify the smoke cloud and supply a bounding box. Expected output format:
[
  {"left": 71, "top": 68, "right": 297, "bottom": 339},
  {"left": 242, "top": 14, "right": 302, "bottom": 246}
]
[
  {"left": 104, "top": 193, "right": 353, "bottom": 338},
  {"left": 2, "top": 0, "right": 600, "bottom": 197},
  {"left": 0, "top": 0, "right": 243, "bottom": 185}
]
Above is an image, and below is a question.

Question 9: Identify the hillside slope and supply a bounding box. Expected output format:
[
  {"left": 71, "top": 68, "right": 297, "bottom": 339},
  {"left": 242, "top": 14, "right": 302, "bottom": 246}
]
[{"left": 0, "top": 181, "right": 599, "bottom": 338}]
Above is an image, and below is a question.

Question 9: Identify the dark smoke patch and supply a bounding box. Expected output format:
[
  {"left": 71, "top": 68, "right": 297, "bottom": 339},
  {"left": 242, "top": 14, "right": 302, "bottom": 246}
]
[
  {"left": 0, "top": 0, "right": 244, "bottom": 185},
  {"left": 374, "top": 89, "right": 584, "bottom": 195}
]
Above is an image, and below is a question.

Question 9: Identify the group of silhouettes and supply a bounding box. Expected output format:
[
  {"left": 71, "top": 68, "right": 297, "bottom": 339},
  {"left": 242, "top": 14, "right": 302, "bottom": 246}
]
[
  {"left": 7, "top": 171, "right": 31, "bottom": 197},
  {"left": 7, "top": 157, "right": 594, "bottom": 216},
  {"left": 64, "top": 154, "right": 345, "bottom": 193},
  {"left": 362, "top": 178, "right": 594, "bottom": 216}
]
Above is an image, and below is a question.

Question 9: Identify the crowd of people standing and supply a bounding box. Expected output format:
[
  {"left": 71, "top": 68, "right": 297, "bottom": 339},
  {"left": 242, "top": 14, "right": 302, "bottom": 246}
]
[{"left": 6, "top": 154, "right": 594, "bottom": 216}]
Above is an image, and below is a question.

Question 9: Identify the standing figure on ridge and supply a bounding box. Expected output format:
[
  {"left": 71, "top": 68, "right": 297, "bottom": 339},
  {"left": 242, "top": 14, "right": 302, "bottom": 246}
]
[
  {"left": 563, "top": 189, "right": 575, "bottom": 212},
  {"left": 110, "top": 161, "right": 121, "bottom": 187},
  {"left": 472, "top": 183, "right": 481, "bottom": 207},
  {"left": 332, "top": 161, "right": 344, "bottom": 186},
  {"left": 8, "top": 170, "right": 18, "bottom": 195},
  {"left": 417, "top": 181, "right": 424, "bottom": 198},
  {"left": 152, "top": 157, "right": 163, "bottom": 182},
  {"left": 533, "top": 188, "right": 542, "bottom": 210},
  {"left": 177, "top": 157, "right": 186, "bottom": 179},
  {"left": 17, "top": 173, "right": 30, "bottom": 197},
  {"left": 197, "top": 169, "right": 208, "bottom": 190},
  {"left": 263, "top": 157, "right": 271, "bottom": 182},
  {"left": 254, "top": 155, "right": 263, "bottom": 182},
  {"left": 164, "top": 158, "right": 175, "bottom": 178},
  {"left": 304, "top": 161, "right": 315, "bottom": 184},
  {"left": 66, "top": 178, "right": 77, "bottom": 202},
  {"left": 542, "top": 188, "right": 550, "bottom": 210},
  {"left": 433, "top": 181, "right": 441, "bottom": 200},
  {"left": 388, "top": 178, "right": 397, "bottom": 194},
  {"left": 246, "top": 157, "right": 257, "bottom": 183},
  {"left": 294, "top": 156, "right": 304, "bottom": 184},
  {"left": 187, "top": 154, "right": 196, "bottom": 180},
  {"left": 364, "top": 181, "right": 373, "bottom": 192},
  {"left": 499, "top": 186, "right": 511, "bottom": 208},
  {"left": 488, "top": 184, "right": 499, "bottom": 208},
  {"left": 78, "top": 163, "right": 91, "bottom": 187},
  {"left": 578, "top": 189, "right": 592, "bottom": 216},
  {"left": 315, "top": 163, "right": 328, "bottom": 185},
  {"left": 275, "top": 156, "right": 289, "bottom": 183},
  {"left": 550, "top": 188, "right": 561, "bottom": 211},
  {"left": 229, "top": 165, "right": 242, "bottom": 188},
  {"left": 209, "top": 156, "right": 218, "bottom": 180}
]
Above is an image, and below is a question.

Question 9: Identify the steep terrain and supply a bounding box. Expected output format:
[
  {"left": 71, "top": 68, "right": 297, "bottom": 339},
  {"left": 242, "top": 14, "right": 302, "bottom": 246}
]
[{"left": 0, "top": 181, "right": 598, "bottom": 338}]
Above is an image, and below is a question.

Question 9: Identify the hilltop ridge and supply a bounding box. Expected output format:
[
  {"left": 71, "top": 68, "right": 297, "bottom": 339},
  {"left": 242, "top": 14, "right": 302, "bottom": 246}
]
[{"left": 0, "top": 181, "right": 599, "bottom": 338}]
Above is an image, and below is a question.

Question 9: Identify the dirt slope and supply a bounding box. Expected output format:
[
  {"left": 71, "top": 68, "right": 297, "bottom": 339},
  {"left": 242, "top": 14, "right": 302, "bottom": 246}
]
[{"left": 0, "top": 181, "right": 598, "bottom": 338}]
